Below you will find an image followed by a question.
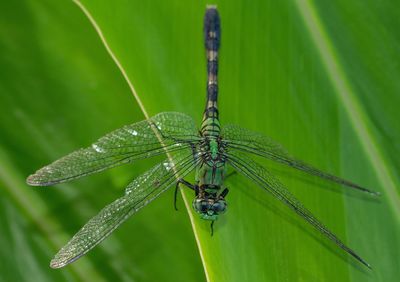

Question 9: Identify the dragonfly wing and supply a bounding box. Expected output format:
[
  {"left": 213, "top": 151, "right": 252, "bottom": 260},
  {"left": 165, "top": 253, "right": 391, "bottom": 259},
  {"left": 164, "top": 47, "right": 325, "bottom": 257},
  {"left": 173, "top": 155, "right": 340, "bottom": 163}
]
[
  {"left": 27, "top": 112, "right": 199, "bottom": 186},
  {"left": 222, "top": 124, "right": 379, "bottom": 195},
  {"left": 226, "top": 150, "right": 371, "bottom": 268},
  {"left": 50, "top": 149, "right": 199, "bottom": 268}
]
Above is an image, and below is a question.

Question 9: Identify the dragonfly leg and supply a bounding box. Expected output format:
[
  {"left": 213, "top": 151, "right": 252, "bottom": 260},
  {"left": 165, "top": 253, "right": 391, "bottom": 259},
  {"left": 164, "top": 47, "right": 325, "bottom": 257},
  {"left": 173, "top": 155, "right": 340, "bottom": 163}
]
[
  {"left": 220, "top": 187, "right": 229, "bottom": 199},
  {"left": 210, "top": 221, "right": 215, "bottom": 236},
  {"left": 174, "top": 179, "right": 198, "bottom": 211}
]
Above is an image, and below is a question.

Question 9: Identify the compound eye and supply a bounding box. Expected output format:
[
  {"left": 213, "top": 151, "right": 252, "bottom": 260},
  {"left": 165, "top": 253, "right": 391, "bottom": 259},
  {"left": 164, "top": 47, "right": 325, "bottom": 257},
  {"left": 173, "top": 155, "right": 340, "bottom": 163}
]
[
  {"left": 193, "top": 199, "right": 210, "bottom": 213},
  {"left": 213, "top": 200, "right": 227, "bottom": 214},
  {"left": 200, "top": 201, "right": 209, "bottom": 212}
]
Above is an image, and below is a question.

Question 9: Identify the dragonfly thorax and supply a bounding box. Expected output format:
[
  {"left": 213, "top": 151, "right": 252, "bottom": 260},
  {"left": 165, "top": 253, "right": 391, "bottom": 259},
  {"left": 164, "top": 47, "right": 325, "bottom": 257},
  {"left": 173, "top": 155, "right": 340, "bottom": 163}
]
[
  {"left": 196, "top": 136, "right": 227, "bottom": 189},
  {"left": 195, "top": 135, "right": 228, "bottom": 221},
  {"left": 199, "top": 137, "right": 226, "bottom": 162}
]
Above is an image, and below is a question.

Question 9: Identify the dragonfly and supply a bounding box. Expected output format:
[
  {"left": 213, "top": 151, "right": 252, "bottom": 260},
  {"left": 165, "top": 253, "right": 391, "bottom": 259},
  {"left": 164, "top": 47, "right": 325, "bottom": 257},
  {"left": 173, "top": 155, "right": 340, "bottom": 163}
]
[{"left": 27, "top": 6, "right": 379, "bottom": 269}]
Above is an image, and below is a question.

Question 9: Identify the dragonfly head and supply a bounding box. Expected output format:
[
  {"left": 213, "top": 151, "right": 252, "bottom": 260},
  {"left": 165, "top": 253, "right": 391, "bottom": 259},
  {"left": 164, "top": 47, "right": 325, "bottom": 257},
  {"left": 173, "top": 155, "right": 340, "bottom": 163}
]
[{"left": 192, "top": 197, "right": 227, "bottom": 221}]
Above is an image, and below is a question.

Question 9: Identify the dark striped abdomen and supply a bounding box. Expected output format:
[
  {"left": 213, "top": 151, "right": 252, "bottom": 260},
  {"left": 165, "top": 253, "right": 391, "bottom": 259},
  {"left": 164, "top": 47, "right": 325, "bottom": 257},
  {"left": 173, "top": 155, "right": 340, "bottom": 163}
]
[{"left": 201, "top": 6, "right": 221, "bottom": 137}]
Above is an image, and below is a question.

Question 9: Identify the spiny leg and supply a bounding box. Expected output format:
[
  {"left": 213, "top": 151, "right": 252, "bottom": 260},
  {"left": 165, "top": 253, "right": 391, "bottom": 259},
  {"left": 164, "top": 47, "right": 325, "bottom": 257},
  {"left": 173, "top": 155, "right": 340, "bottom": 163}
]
[
  {"left": 210, "top": 221, "right": 215, "bottom": 236},
  {"left": 174, "top": 179, "right": 198, "bottom": 211}
]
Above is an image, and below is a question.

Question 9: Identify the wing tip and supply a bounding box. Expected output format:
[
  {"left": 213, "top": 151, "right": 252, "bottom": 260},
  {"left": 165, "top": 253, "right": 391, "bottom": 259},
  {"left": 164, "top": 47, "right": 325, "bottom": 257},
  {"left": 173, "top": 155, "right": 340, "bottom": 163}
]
[
  {"left": 349, "top": 249, "right": 373, "bottom": 270},
  {"left": 50, "top": 258, "right": 67, "bottom": 269},
  {"left": 26, "top": 174, "right": 40, "bottom": 186},
  {"left": 26, "top": 174, "right": 54, "bottom": 186},
  {"left": 50, "top": 253, "right": 78, "bottom": 269},
  {"left": 370, "top": 191, "right": 381, "bottom": 197},
  {"left": 361, "top": 259, "right": 373, "bottom": 270},
  {"left": 358, "top": 185, "right": 380, "bottom": 197}
]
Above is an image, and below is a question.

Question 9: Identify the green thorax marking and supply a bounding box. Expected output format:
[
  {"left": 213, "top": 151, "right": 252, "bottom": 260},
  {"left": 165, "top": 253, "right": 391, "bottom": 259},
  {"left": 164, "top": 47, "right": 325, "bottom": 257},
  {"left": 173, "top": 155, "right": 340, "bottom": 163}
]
[
  {"left": 196, "top": 137, "right": 226, "bottom": 189},
  {"left": 210, "top": 138, "right": 218, "bottom": 159}
]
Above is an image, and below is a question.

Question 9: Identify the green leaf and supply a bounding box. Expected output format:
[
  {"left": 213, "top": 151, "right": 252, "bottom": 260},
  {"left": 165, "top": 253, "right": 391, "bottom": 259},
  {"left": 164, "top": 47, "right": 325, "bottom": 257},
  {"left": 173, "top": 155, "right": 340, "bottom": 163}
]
[
  {"left": 1, "top": 0, "right": 399, "bottom": 281},
  {"left": 0, "top": 1, "right": 203, "bottom": 281}
]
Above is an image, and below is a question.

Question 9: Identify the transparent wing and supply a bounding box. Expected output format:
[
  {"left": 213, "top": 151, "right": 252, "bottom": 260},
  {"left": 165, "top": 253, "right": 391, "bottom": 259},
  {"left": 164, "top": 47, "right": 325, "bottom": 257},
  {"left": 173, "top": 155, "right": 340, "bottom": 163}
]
[
  {"left": 226, "top": 150, "right": 371, "bottom": 268},
  {"left": 50, "top": 149, "right": 199, "bottom": 268},
  {"left": 27, "top": 112, "right": 199, "bottom": 186},
  {"left": 222, "top": 124, "right": 379, "bottom": 195}
]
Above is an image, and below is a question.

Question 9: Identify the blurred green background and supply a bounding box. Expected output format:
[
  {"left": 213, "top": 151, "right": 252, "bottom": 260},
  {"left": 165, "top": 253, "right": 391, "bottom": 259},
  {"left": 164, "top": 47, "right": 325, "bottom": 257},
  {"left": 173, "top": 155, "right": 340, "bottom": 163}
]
[{"left": 0, "top": 0, "right": 399, "bottom": 281}]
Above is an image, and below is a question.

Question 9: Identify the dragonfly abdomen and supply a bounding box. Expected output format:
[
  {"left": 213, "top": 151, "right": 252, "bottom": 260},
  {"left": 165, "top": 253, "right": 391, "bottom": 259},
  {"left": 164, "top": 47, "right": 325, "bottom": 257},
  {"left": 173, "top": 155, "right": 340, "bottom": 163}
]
[
  {"left": 202, "top": 6, "right": 221, "bottom": 137},
  {"left": 201, "top": 115, "right": 220, "bottom": 137}
]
